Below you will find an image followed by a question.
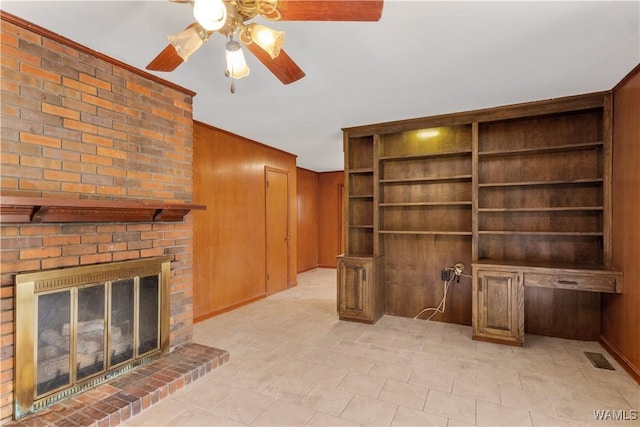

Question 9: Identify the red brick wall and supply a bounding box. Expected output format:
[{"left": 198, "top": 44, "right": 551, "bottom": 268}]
[{"left": 0, "top": 14, "right": 196, "bottom": 421}]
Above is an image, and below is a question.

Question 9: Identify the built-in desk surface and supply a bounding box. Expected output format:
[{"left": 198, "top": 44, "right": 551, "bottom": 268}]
[
  {"left": 471, "top": 260, "right": 623, "bottom": 346},
  {"left": 473, "top": 259, "right": 623, "bottom": 293}
]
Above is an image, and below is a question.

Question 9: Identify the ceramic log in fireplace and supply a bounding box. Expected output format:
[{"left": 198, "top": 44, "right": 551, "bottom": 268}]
[{"left": 14, "top": 257, "right": 171, "bottom": 419}]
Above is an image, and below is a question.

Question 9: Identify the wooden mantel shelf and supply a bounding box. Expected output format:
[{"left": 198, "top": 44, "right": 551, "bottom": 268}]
[{"left": 0, "top": 197, "right": 206, "bottom": 224}]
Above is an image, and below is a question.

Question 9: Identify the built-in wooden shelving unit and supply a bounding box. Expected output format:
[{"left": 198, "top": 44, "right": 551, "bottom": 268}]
[{"left": 340, "top": 92, "right": 621, "bottom": 339}]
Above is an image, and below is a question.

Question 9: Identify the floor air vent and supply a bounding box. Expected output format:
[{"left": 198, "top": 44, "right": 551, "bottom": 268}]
[{"left": 584, "top": 352, "right": 615, "bottom": 370}]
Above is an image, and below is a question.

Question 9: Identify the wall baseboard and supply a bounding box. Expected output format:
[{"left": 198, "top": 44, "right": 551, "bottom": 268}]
[
  {"left": 194, "top": 294, "right": 267, "bottom": 323},
  {"left": 297, "top": 265, "right": 320, "bottom": 274},
  {"left": 599, "top": 335, "right": 640, "bottom": 385}
]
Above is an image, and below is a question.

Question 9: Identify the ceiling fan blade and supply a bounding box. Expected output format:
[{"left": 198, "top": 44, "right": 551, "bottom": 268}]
[
  {"left": 245, "top": 43, "right": 305, "bottom": 84},
  {"left": 266, "top": 0, "right": 383, "bottom": 21},
  {"left": 146, "top": 44, "right": 185, "bottom": 72}
]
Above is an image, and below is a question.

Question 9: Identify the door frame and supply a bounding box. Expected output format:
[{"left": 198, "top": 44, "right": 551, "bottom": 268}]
[
  {"left": 264, "top": 166, "right": 290, "bottom": 294},
  {"left": 338, "top": 183, "right": 344, "bottom": 255}
]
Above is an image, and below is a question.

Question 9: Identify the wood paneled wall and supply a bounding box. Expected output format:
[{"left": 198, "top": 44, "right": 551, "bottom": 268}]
[
  {"left": 297, "top": 168, "right": 319, "bottom": 272},
  {"left": 193, "top": 122, "right": 297, "bottom": 321},
  {"left": 602, "top": 64, "right": 640, "bottom": 383},
  {"left": 296, "top": 169, "right": 344, "bottom": 272},
  {"left": 318, "top": 171, "right": 345, "bottom": 268}
]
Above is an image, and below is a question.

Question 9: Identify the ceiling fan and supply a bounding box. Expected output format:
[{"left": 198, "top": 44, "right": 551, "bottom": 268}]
[{"left": 146, "top": 0, "right": 383, "bottom": 90}]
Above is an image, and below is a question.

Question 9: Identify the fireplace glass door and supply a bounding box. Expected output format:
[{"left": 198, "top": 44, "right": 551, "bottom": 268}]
[
  {"left": 76, "top": 284, "right": 106, "bottom": 381},
  {"left": 139, "top": 275, "right": 160, "bottom": 355},
  {"left": 33, "top": 275, "right": 162, "bottom": 400},
  {"left": 16, "top": 257, "right": 170, "bottom": 419},
  {"left": 110, "top": 279, "right": 134, "bottom": 366},
  {"left": 36, "top": 290, "right": 71, "bottom": 396}
]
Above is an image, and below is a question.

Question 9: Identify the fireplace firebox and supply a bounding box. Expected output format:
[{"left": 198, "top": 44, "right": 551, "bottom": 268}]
[{"left": 14, "top": 257, "right": 171, "bottom": 418}]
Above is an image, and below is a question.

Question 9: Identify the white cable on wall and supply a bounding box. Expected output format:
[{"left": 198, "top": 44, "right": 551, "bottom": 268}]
[{"left": 414, "top": 263, "right": 471, "bottom": 321}]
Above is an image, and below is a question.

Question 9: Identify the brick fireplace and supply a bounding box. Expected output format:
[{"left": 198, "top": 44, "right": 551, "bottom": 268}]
[
  {"left": 14, "top": 256, "right": 171, "bottom": 419},
  {"left": 1, "top": 12, "right": 201, "bottom": 423}
]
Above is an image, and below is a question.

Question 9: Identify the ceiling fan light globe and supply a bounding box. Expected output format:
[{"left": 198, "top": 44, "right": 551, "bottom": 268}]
[
  {"left": 225, "top": 42, "right": 250, "bottom": 79},
  {"left": 249, "top": 24, "right": 284, "bottom": 59},
  {"left": 193, "top": 0, "right": 227, "bottom": 31},
  {"left": 168, "top": 28, "right": 205, "bottom": 61}
]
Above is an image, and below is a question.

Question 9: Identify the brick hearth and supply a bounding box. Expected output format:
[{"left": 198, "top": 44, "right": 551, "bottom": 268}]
[{"left": 5, "top": 344, "right": 229, "bottom": 427}]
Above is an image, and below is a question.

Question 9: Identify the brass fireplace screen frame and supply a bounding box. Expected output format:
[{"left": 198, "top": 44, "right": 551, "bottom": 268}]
[{"left": 14, "top": 256, "right": 171, "bottom": 418}]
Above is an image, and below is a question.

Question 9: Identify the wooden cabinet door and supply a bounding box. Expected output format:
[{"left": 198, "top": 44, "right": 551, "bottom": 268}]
[
  {"left": 475, "top": 270, "right": 524, "bottom": 343},
  {"left": 337, "top": 258, "right": 371, "bottom": 321}
]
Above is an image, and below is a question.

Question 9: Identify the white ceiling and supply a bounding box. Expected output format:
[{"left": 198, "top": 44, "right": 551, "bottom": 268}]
[{"left": 3, "top": 1, "right": 639, "bottom": 172}]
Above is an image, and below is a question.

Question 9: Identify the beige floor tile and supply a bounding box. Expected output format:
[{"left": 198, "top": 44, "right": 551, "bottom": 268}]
[
  {"left": 306, "top": 412, "right": 360, "bottom": 426},
  {"left": 333, "top": 338, "right": 369, "bottom": 356},
  {"left": 299, "top": 384, "right": 354, "bottom": 416},
  {"left": 301, "top": 334, "right": 344, "bottom": 349},
  {"left": 272, "top": 341, "right": 316, "bottom": 359},
  {"left": 261, "top": 375, "right": 314, "bottom": 403},
  {"left": 228, "top": 366, "right": 280, "bottom": 392},
  {"left": 408, "top": 366, "right": 454, "bottom": 393},
  {"left": 581, "top": 365, "right": 640, "bottom": 389},
  {"left": 390, "top": 405, "right": 447, "bottom": 426},
  {"left": 551, "top": 397, "right": 611, "bottom": 425},
  {"left": 499, "top": 383, "right": 553, "bottom": 411},
  {"left": 572, "top": 382, "right": 634, "bottom": 409},
  {"left": 421, "top": 341, "right": 463, "bottom": 359},
  {"left": 337, "top": 371, "right": 387, "bottom": 398},
  {"left": 519, "top": 372, "right": 577, "bottom": 399},
  {"left": 250, "top": 400, "right": 315, "bottom": 426},
  {"left": 378, "top": 379, "right": 428, "bottom": 410},
  {"left": 334, "top": 352, "right": 379, "bottom": 373},
  {"left": 235, "top": 349, "right": 283, "bottom": 369},
  {"left": 302, "top": 346, "right": 345, "bottom": 367},
  {"left": 171, "top": 379, "right": 242, "bottom": 410},
  {"left": 121, "top": 397, "right": 187, "bottom": 426},
  {"left": 441, "top": 333, "right": 478, "bottom": 352},
  {"left": 446, "top": 418, "right": 476, "bottom": 426},
  {"left": 434, "top": 356, "right": 478, "bottom": 378},
  {"left": 476, "top": 400, "right": 532, "bottom": 426},
  {"left": 389, "top": 336, "right": 425, "bottom": 352},
  {"left": 267, "top": 355, "right": 316, "bottom": 379},
  {"left": 474, "top": 365, "right": 522, "bottom": 387},
  {"left": 423, "top": 389, "right": 476, "bottom": 424},
  {"left": 359, "top": 331, "right": 396, "bottom": 347},
  {"left": 124, "top": 268, "right": 640, "bottom": 427},
  {"left": 165, "top": 404, "right": 246, "bottom": 426},
  {"left": 397, "top": 349, "right": 438, "bottom": 368},
  {"left": 366, "top": 343, "right": 403, "bottom": 362},
  {"left": 452, "top": 376, "right": 500, "bottom": 404},
  {"left": 341, "top": 394, "right": 398, "bottom": 426},
  {"left": 618, "top": 384, "right": 640, "bottom": 410},
  {"left": 368, "top": 360, "right": 414, "bottom": 383},
  {"left": 299, "top": 363, "right": 349, "bottom": 389},
  {"left": 212, "top": 390, "right": 274, "bottom": 424},
  {"left": 529, "top": 410, "right": 589, "bottom": 426}
]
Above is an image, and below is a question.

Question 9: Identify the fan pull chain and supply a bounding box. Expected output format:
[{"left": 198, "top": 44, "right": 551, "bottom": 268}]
[{"left": 224, "top": 63, "right": 236, "bottom": 93}]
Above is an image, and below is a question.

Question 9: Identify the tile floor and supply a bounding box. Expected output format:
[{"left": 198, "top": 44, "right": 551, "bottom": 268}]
[{"left": 123, "top": 268, "right": 639, "bottom": 426}]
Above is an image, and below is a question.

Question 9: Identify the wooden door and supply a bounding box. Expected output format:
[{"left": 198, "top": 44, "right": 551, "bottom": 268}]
[{"left": 265, "top": 168, "right": 289, "bottom": 294}]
